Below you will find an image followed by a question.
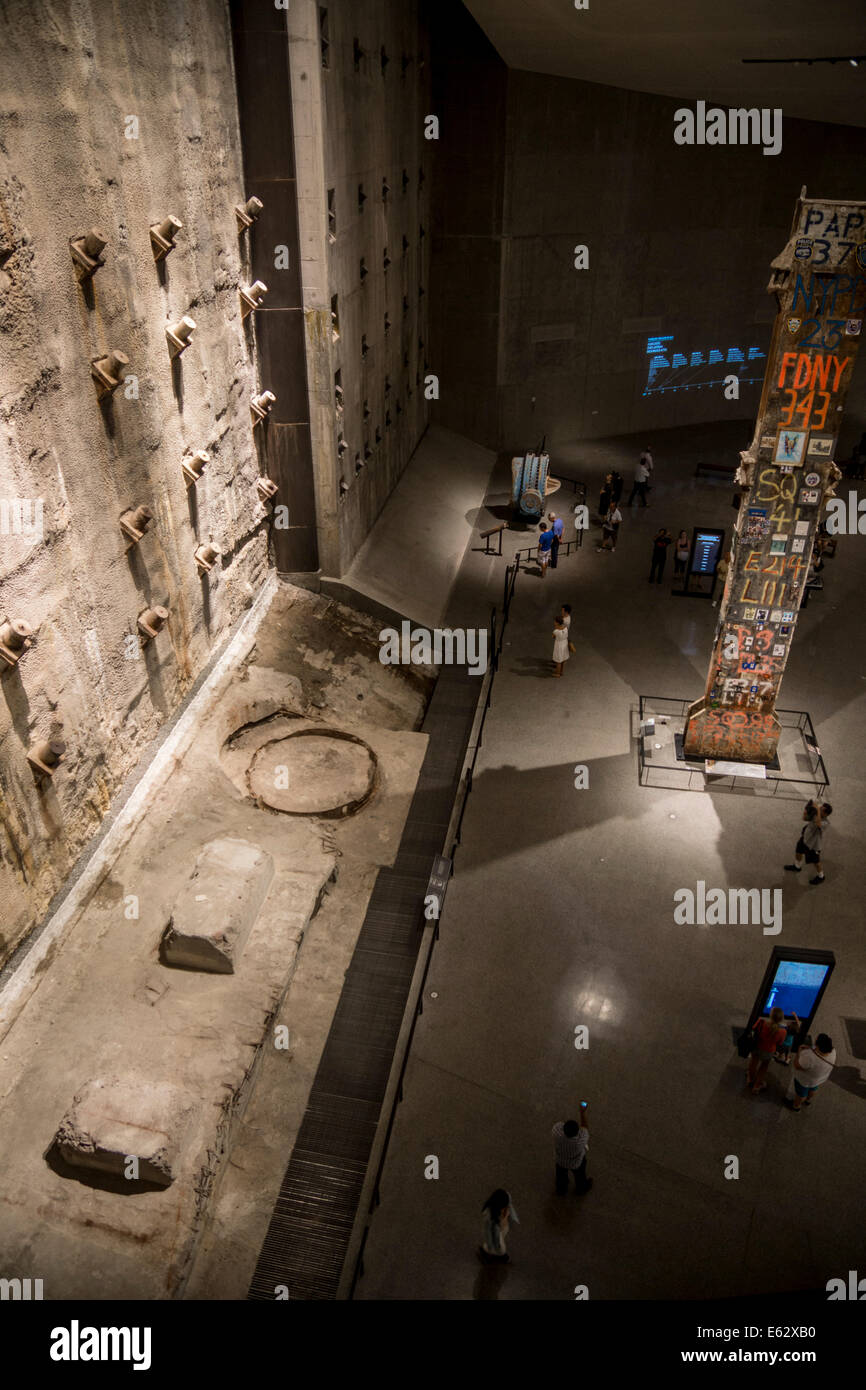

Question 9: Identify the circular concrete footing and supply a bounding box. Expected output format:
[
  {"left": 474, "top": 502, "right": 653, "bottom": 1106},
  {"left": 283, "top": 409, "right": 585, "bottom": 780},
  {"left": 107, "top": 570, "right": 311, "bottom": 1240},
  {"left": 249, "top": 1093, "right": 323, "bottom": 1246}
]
[{"left": 248, "top": 729, "right": 376, "bottom": 817}]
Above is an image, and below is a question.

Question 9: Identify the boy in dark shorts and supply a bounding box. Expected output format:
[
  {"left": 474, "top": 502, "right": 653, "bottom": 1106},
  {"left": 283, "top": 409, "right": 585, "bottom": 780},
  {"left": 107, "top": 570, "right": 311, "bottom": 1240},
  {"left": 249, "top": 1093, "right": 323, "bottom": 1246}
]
[{"left": 785, "top": 800, "right": 832, "bottom": 885}]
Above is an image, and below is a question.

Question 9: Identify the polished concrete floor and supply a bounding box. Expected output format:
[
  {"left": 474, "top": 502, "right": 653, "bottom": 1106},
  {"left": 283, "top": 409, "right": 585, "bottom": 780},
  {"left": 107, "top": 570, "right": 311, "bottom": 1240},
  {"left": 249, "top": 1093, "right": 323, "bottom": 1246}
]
[{"left": 355, "top": 419, "right": 866, "bottom": 1300}]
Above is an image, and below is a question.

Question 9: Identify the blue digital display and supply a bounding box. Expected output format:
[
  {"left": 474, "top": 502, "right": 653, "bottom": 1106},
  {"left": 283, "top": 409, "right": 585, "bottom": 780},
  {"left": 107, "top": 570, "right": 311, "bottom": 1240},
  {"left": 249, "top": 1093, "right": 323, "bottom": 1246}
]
[
  {"left": 643, "top": 333, "right": 767, "bottom": 395},
  {"left": 765, "top": 961, "right": 831, "bottom": 1020},
  {"left": 691, "top": 530, "right": 723, "bottom": 574}
]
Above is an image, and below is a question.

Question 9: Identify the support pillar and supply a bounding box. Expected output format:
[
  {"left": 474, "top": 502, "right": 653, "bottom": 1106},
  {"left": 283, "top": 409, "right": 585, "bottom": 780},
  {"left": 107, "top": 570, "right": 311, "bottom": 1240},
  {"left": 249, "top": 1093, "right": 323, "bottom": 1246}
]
[{"left": 684, "top": 190, "right": 866, "bottom": 763}]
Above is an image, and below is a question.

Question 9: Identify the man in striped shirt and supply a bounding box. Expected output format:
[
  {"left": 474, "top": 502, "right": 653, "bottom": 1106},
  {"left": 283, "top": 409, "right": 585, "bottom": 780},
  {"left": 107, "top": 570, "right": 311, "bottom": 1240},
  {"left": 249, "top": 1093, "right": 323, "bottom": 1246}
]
[{"left": 553, "top": 1107, "right": 592, "bottom": 1194}]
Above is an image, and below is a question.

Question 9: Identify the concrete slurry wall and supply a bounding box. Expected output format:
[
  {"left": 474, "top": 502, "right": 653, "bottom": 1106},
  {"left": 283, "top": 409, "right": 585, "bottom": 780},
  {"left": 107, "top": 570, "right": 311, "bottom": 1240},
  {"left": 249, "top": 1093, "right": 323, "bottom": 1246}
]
[
  {"left": 0, "top": 0, "right": 270, "bottom": 962},
  {"left": 497, "top": 72, "right": 866, "bottom": 452},
  {"left": 426, "top": 4, "right": 866, "bottom": 456},
  {"left": 289, "top": 0, "right": 432, "bottom": 576}
]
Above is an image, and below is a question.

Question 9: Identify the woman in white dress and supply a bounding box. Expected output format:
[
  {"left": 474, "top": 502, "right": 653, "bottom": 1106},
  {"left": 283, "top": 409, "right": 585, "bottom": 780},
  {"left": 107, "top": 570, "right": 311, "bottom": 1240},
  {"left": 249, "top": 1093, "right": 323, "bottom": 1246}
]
[{"left": 552, "top": 615, "right": 570, "bottom": 677}]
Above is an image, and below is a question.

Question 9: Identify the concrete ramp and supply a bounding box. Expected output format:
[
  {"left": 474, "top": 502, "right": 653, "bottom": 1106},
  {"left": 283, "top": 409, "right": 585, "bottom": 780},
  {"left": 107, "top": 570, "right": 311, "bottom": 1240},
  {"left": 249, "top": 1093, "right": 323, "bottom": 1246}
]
[{"left": 335, "top": 426, "right": 496, "bottom": 629}]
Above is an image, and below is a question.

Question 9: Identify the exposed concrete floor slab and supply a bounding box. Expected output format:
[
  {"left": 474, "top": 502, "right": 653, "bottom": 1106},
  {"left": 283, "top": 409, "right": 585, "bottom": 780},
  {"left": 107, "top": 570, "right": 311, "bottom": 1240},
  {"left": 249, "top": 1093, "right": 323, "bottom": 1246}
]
[
  {"left": 0, "top": 585, "right": 429, "bottom": 1299},
  {"left": 184, "top": 859, "right": 380, "bottom": 1299},
  {"left": 353, "top": 420, "right": 866, "bottom": 1300}
]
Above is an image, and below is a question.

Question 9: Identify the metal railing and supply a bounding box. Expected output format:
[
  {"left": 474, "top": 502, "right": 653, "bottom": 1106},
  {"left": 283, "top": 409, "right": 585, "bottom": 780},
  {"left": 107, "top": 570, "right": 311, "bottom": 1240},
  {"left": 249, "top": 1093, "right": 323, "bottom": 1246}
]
[
  {"left": 512, "top": 534, "right": 583, "bottom": 571},
  {"left": 340, "top": 564, "right": 520, "bottom": 1299},
  {"left": 557, "top": 475, "right": 587, "bottom": 503},
  {"left": 635, "top": 695, "right": 830, "bottom": 797}
]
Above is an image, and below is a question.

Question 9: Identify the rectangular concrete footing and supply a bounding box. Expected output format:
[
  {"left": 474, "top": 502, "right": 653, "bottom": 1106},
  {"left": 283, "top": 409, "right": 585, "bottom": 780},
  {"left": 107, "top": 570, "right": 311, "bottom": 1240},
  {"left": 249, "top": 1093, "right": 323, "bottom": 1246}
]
[
  {"left": 52, "top": 1077, "right": 193, "bottom": 1187},
  {"left": 160, "top": 838, "right": 275, "bottom": 974}
]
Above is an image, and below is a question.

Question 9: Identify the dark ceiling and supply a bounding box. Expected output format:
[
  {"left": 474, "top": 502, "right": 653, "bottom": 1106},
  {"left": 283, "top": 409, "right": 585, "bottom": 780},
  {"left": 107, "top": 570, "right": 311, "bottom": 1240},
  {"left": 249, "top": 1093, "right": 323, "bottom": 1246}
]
[{"left": 464, "top": 0, "right": 866, "bottom": 127}]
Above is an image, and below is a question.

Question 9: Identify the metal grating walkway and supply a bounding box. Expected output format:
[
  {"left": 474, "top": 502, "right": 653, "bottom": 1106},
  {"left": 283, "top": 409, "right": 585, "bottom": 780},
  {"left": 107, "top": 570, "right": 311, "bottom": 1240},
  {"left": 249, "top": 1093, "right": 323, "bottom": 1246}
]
[{"left": 247, "top": 662, "right": 481, "bottom": 1299}]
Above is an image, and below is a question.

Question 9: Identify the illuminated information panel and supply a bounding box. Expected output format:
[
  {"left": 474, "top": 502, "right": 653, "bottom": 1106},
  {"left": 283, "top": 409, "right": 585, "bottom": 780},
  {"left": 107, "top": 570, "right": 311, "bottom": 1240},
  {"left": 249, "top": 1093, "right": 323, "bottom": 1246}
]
[{"left": 644, "top": 334, "right": 766, "bottom": 395}]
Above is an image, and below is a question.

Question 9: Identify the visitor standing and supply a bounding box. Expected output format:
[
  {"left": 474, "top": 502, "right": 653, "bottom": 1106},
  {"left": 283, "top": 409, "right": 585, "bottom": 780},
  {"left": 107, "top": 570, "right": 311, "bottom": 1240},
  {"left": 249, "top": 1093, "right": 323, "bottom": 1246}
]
[
  {"left": 610, "top": 469, "right": 624, "bottom": 505},
  {"left": 674, "top": 529, "right": 690, "bottom": 575},
  {"left": 640, "top": 446, "right": 654, "bottom": 481},
  {"left": 788, "top": 1034, "right": 836, "bottom": 1112},
  {"left": 784, "top": 800, "right": 832, "bottom": 884},
  {"left": 552, "top": 615, "right": 570, "bottom": 677},
  {"left": 648, "top": 528, "right": 672, "bottom": 583},
  {"left": 537, "top": 521, "right": 554, "bottom": 578},
  {"left": 628, "top": 458, "right": 649, "bottom": 507},
  {"left": 598, "top": 502, "right": 622, "bottom": 551},
  {"left": 553, "top": 1107, "right": 592, "bottom": 1194},
  {"left": 479, "top": 1189, "right": 518, "bottom": 1263},
  {"left": 559, "top": 604, "right": 576, "bottom": 656},
  {"left": 746, "top": 1006, "right": 795, "bottom": 1096},
  {"left": 548, "top": 511, "right": 564, "bottom": 568},
  {"left": 712, "top": 551, "right": 730, "bottom": 607},
  {"left": 598, "top": 473, "right": 613, "bottom": 518}
]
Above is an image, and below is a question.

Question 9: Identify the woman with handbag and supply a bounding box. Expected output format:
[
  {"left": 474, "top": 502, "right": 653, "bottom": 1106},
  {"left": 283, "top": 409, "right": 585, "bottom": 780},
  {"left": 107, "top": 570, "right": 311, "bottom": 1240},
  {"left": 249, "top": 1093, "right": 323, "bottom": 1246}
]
[{"left": 746, "top": 1006, "right": 798, "bottom": 1095}]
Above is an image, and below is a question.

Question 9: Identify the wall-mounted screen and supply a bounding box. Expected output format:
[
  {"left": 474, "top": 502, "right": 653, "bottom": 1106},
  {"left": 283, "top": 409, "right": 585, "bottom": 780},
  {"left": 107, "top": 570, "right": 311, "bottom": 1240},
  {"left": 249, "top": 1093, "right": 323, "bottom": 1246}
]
[{"left": 643, "top": 334, "right": 767, "bottom": 396}]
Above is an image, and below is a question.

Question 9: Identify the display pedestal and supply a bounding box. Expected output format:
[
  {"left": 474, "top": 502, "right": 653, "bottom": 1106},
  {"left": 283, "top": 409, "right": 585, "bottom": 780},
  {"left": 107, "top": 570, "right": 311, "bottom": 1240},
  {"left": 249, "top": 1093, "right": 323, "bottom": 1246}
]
[{"left": 637, "top": 695, "right": 828, "bottom": 797}]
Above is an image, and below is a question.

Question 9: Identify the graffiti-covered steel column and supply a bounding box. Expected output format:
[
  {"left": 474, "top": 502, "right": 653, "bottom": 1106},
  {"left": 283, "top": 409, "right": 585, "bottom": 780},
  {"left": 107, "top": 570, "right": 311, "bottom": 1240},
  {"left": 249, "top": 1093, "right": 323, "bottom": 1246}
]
[{"left": 683, "top": 190, "right": 866, "bottom": 763}]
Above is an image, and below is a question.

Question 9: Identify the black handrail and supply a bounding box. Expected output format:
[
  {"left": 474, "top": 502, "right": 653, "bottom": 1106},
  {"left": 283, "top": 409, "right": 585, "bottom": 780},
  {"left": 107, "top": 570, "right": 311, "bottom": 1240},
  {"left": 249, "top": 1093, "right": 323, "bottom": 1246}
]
[
  {"left": 513, "top": 535, "right": 583, "bottom": 570},
  {"left": 557, "top": 476, "right": 587, "bottom": 502},
  {"left": 346, "top": 563, "right": 521, "bottom": 1296}
]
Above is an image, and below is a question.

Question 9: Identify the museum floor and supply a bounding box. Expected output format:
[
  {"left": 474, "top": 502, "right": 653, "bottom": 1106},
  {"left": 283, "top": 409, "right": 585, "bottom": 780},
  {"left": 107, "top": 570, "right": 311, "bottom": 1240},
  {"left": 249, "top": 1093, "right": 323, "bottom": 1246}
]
[{"left": 352, "top": 418, "right": 866, "bottom": 1301}]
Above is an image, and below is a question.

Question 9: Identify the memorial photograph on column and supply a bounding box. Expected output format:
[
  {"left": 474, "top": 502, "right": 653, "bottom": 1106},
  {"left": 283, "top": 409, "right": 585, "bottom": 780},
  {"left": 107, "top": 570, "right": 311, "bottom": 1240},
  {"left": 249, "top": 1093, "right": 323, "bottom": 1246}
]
[{"left": 0, "top": 0, "right": 864, "bottom": 1369}]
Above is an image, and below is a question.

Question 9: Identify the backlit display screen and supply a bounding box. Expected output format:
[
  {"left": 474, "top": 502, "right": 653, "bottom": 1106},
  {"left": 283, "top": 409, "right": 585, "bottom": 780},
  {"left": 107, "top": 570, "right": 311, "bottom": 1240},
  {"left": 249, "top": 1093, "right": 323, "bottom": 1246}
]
[
  {"left": 643, "top": 334, "right": 767, "bottom": 396},
  {"left": 764, "top": 960, "right": 832, "bottom": 1020}
]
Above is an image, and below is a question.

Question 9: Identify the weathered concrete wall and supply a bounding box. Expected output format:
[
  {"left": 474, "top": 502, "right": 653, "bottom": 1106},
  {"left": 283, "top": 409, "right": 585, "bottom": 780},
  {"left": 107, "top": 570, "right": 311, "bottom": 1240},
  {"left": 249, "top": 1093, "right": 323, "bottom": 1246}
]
[
  {"left": 0, "top": 0, "right": 270, "bottom": 962},
  {"left": 429, "top": 0, "right": 507, "bottom": 452},
  {"left": 497, "top": 73, "right": 866, "bottom": 454},
  {"left": 427, "top": 14, "right": 866, "bottom": 457},
  {"left": 289, "top": 0, "right": 432, "bottom": 577}
]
